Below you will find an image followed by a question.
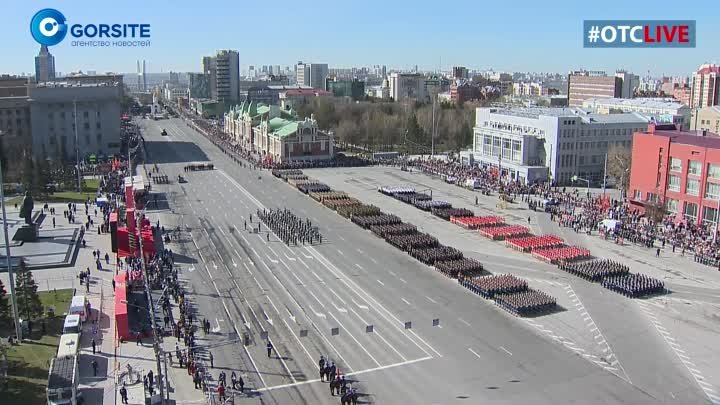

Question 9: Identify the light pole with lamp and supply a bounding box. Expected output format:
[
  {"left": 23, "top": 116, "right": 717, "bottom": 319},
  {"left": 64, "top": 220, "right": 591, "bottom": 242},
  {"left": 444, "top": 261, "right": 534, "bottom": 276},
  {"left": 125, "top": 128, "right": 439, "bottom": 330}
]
[
  {"left": 572, "top": 175, "right": 591, "bottom": 197},
  {"left": 0, "top": 129, "right": 22, "bottom": 341}
]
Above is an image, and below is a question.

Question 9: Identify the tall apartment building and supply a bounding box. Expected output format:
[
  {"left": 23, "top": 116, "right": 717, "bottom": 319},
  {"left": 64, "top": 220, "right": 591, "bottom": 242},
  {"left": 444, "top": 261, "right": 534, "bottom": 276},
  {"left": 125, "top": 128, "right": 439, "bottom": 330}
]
[
  {"left": 28, "top": 82, "right": 122, "bottom": 160},
  {"left": 567, "top": 70, "right": 622, "bottom": 107},
  {"left": 295, "top": 62, "right": 328, "bottom": 90},
  {"left": 188, "top": 73, "right": 210, "bottom": 99},
  {"left": 388, "top": 73, "right": 426, "bottom": 102},
  {"left": 690, "top": 64, "right": 720, "bottom": 108},
  {"left": 203, "top": 50, "right": 240, "bottom": 104},
  {"left": 472, "top": 107, "right": 650, "bottom": 185},
  {"left": 34, "top": 45, "right": 56, "bottom": 83},
  {"left": 296, "top": 62, "right": 308, "bottom": 87},
  {"left": 615, "top": 71, "right": 639, "bottom": 99}
]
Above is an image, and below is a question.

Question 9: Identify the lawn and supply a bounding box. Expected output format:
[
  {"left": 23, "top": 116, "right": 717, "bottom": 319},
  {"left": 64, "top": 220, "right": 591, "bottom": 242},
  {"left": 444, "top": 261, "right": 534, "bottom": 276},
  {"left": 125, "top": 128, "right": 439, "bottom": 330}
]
[
  {"left": 6, "top": 178, "right": 101, "bottom": 206},
  {"left": 0, "top": 289, "right": 74, "bottom": 404}
]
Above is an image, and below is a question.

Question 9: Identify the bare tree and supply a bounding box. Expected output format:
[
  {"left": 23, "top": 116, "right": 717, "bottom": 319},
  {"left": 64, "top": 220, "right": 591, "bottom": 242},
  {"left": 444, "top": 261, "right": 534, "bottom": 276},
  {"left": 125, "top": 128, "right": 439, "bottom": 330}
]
[{"left": 607, "top": 144, "right": 632, "bottom": 193}]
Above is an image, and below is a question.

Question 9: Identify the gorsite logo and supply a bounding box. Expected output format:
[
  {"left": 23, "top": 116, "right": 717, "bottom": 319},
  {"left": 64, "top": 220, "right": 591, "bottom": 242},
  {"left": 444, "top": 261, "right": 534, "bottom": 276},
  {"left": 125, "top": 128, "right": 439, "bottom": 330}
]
[
  {"left": 29, "top": 8, "right": 151, "bottom": 48},
  {"left": 30, "top": 8, "right": 67, "bottom": 46}
]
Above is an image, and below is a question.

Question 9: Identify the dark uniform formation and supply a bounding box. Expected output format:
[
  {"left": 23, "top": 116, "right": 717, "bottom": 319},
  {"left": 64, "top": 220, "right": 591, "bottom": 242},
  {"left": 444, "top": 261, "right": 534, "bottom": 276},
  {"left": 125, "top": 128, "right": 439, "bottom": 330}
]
[
  {"left": 152, "top": 175, "right": 169, "bottom": 184},
  {"left": 184, "top": 163, "right": 214, "bottom": 172},
  {"left": 460, "top": 274, "right": 557, "bottom": 316},
  {"left": 559, "top": 259, "right": 629, "bottom": 281},
  {"left": 601, "top": 273, "right": 665, "bottom": 298},
  {"left": 351, "top": 214, "right": 401, "bottom": 229},
  {"left": 431, "top": 207, "right": 474, "bottom": 220},
  {"left": 257, "top": 208, "right": 322, "bottom": 245},
  {"left": 435, "top": 258, "right": 484, "bottom": 279}
]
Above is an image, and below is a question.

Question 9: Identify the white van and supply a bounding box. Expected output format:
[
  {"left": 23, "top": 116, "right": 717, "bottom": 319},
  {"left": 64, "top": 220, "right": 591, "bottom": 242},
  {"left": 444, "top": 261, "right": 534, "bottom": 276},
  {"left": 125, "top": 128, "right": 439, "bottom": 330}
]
[
  {"left": 62, "top": 314, "right": 81, "bottom": 335},
  {"left": 69, "top": 295, "right": 89, "bottom": 322}
]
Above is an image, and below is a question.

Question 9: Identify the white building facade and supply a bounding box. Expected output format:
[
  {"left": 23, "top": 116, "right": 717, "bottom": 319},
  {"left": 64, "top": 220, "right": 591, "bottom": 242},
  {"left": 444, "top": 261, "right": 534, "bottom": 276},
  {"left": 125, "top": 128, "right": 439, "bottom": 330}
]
[{"left": 472, "top": 107, "right": 650, "bottom": 185}]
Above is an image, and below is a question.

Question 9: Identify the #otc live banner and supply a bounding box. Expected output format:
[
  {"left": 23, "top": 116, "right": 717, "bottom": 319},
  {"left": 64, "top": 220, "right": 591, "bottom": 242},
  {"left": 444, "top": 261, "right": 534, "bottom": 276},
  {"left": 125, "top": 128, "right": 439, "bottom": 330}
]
[{"left": 583, "top": 20, "right": 696, "bottom": 48}]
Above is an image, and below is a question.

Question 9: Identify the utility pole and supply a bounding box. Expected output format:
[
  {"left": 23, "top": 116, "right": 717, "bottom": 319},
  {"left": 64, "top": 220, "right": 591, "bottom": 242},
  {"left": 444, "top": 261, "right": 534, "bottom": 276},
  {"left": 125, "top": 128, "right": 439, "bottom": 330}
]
[
  {"left": 0, "top": 153, "right": 22, "bottom": 341},
  {"left": 73, "top": 101, "right": 82, "bottom": 193},
  {"left": 602, "top": 152, "right": 608, "bottom": 194},
  {"left": 431, "top": 94, "right": 436, "bottom": 157}
]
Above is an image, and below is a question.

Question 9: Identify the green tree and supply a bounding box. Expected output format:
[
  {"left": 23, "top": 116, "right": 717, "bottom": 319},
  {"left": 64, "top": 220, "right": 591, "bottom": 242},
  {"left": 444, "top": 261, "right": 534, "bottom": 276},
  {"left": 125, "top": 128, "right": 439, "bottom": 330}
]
[
  {"left": 15, "top": 261, "right": 42, "bottom": 320},
  {"left": 0, "top": 279, "right": 9, "bottom": 323}
]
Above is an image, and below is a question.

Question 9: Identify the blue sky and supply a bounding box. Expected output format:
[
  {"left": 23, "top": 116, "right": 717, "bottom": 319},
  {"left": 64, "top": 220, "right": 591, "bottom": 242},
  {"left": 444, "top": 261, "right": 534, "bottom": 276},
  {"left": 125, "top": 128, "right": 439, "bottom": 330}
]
[{"left": 2, "top": 0, "right": 718, "bottom": 76}]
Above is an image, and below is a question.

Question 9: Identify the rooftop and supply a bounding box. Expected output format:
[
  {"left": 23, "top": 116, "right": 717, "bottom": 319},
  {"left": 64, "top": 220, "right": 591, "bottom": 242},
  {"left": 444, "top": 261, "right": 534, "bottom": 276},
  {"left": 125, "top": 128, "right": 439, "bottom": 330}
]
[
  {"left": 485, "top": 107, "right": 650, "bottom": 124},
  {"left": 583, "top": 97, "right": 688, "bottom": 110},
  {"left": 645, "top": 126, "right": 720, "bottom": 149}
]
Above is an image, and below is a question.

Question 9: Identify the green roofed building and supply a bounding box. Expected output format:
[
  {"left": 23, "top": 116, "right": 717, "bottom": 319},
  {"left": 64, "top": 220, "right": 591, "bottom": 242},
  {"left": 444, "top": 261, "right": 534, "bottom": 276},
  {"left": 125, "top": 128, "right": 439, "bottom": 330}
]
[{"left": 224, "top": 101, "right": 334, "bottom": 164}]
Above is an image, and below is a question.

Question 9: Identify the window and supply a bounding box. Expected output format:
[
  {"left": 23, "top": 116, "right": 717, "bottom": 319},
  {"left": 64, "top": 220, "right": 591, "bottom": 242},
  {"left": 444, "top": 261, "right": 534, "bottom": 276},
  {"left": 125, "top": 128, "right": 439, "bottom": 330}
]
[
  {"left": 633, "top": 190, "right": 642, "bottom": 200},
  {"left": 686, "top": 178, "right": 700, "bottom": 196},
  {"left": 708, "top": 164, "right": 720, "bottom": 180},
  {"left": 703, "top": 206, "right": 718, "bottom": 224},
  {"left": 706, "top": 182, "right": 720, "bottom": 199},
  {"left": 667, "top": 175, "right": 681, "bottom": 192},
  {"left": 83, "top": 111, "right": 89, "bottom": 118},
  {"left": 684, "top": 202, "right": 698, "bottom": 221},
  {"left": 96, "top": 122, "right": 101, "bottom": 129},
  {"left": 670, "top": 157, "right": 682, "bottom": 172},
  {"left": 689, "top": 160, "right": 702, "bottom": 176},
  {"left": 666, "top": 199, "right": 679, "bottom": 214}
]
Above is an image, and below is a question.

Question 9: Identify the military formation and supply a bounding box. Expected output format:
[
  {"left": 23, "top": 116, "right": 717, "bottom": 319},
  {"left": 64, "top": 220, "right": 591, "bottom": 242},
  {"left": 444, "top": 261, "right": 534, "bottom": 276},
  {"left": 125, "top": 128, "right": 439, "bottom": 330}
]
[{"left": 257, "top": 208, "right": 322, "bottom": 246}]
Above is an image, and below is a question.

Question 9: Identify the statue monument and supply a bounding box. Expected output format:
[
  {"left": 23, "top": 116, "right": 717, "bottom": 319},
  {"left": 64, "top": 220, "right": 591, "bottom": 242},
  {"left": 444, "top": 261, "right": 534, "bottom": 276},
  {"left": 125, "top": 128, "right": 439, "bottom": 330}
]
[{"left": 13, "top": 191, "right": 38, "bottom": 242}]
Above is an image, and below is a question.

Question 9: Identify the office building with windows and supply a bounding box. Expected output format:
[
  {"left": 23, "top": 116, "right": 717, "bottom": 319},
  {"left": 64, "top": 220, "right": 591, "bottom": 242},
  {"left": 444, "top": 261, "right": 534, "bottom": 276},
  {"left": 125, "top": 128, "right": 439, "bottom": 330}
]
[
  {"left": 567, "top": 70, "right": 622, "bottom": 107},
  {"left": 28, "top": 82, "right": 122, "bottom": 160},
  {"left": 629, "top": 123, "right": 720, "bottom": 225},
  {"left": 472, "top": 107, "right": 650, "bottom": 185},
  {"left": 690, "top": 64, "right": 720, "bottom": 108}
]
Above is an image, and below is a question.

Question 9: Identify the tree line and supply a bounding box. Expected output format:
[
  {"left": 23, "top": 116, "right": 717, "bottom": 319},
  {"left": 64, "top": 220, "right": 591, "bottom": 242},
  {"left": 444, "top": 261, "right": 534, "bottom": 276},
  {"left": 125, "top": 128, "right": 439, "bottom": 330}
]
[{"left": 294, "top": 98, "right": 496, "bottom": 154}]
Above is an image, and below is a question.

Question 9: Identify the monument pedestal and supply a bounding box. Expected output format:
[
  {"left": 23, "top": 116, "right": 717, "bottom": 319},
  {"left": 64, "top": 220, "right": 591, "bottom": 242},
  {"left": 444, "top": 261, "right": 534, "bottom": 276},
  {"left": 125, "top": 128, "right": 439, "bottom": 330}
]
[{"left": 13, "top": 225, "right": 38, "bottom": 242}]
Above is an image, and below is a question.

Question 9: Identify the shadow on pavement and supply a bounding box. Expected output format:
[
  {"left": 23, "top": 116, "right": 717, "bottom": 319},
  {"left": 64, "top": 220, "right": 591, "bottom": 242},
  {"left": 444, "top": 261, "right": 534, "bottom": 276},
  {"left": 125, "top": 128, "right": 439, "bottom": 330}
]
[{"left": 145, "top": 141, "right": 211, "bottom": 164}]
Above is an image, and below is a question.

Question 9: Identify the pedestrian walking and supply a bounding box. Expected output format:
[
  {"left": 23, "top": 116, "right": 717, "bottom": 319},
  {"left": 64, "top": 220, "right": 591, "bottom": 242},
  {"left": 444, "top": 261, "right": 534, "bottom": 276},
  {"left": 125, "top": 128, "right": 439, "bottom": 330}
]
[
  {"left": 91, "top": 359, "right": 98, "bottom": 376},
  {"left": 266, "top": 341, "right": 273, "bottom": 358},
  {"left": 209, "top": 351, "right": 214, "bottom": 368},
  {"left": 136, "top": 333, "right": 142, "bottom": 346},
  {"left": 656, "top": 248, "right": 661, "bottom": 257},
  {"left": 120, "top": 385, "right": 128, "bottom": 404},
  {"left": 92, "top": 338, "right": 96, "bottom": 354}
]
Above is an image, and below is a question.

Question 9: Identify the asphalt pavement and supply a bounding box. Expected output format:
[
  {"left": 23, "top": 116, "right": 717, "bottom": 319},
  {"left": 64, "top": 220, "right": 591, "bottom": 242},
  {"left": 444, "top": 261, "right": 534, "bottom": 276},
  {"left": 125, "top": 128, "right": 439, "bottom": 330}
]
[{"left": 138, "top": 117, "right": 711, "bottom": 405}]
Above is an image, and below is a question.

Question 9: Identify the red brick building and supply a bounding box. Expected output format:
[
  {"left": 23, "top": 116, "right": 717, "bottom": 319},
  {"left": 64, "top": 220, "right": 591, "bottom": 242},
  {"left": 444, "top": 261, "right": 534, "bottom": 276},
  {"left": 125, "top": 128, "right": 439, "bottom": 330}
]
[{"left": 629, "top": 123, "right": 720, "bottom": 224}]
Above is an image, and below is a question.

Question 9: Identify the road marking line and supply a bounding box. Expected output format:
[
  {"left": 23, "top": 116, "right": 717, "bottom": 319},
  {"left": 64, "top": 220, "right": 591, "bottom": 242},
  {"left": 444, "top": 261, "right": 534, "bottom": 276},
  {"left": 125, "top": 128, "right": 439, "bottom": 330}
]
[
  {"left": 500, "top": 346, "right": 512, "bottom": 356},
  {"left": 459, "top": 318, "right": 471, "bottom": 327},
  {"left": 468, "top": 348, "right": 482, "bottom": 359},
  {"left": 306, "top": 246, "right": 440, "bottom": 357},
  {"left": 266, "top": 255, "right": 279, "bottom": 264},
  {"left": 254, "top": 356, "right": 432, "bottom": 393},
  {"left": 377, "top": 279, "right": 385, "bottom": 286},
  {"left": 426, "top": 296, "right": 437, "bottom": 304},
  {"left": 349, "top": 307, "right": 406, "bottom": 361},
  {"left": 311, "top": 270, "right": 323, "bottom": 283},
  {"left": 338, "top": 249, "right": 344, "bottom": 255},
  {"left": 329, "top": 312, "right": 381, "bottom": 366},
  {"left": 401, "top": 298, "right": 411, "bottom": 305},
  {"left": 352, "top": 298, "right": 369, "bottom": 310},
  {"left": 308, "top": 290, "right": 326, "bottom": 308},
  {"left": 398, "top": 278, "right": 407, "bottom": 284},
  {"left": 355, "top": 263, "right": 363, "bottom": 270},
  {"left": 284, "top": 253, "right": 296, "bottom": 261}
]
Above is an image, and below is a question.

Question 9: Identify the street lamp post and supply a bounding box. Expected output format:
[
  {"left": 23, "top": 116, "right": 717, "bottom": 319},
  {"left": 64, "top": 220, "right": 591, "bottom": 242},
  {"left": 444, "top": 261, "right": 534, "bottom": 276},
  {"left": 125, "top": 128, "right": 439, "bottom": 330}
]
[
  {"left": 572, "top": 175, "right": 591, "bottom": 196},
  {"left": 73, "top": 101, "right": 82, "bottom": 193}
]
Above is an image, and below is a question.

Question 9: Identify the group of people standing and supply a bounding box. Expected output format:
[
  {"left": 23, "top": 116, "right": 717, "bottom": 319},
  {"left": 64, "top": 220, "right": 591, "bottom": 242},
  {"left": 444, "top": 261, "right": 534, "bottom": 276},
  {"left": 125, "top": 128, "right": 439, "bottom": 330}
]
[{"left": 319, "top": 356, "right": 358, "bottom": 405}]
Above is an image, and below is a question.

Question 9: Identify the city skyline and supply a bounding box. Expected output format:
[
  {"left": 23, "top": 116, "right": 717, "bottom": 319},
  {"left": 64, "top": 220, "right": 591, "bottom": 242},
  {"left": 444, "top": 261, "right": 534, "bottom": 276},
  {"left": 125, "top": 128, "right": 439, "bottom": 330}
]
[{"left": 3, "top": 0, "right": 719, "bottom": 76}]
